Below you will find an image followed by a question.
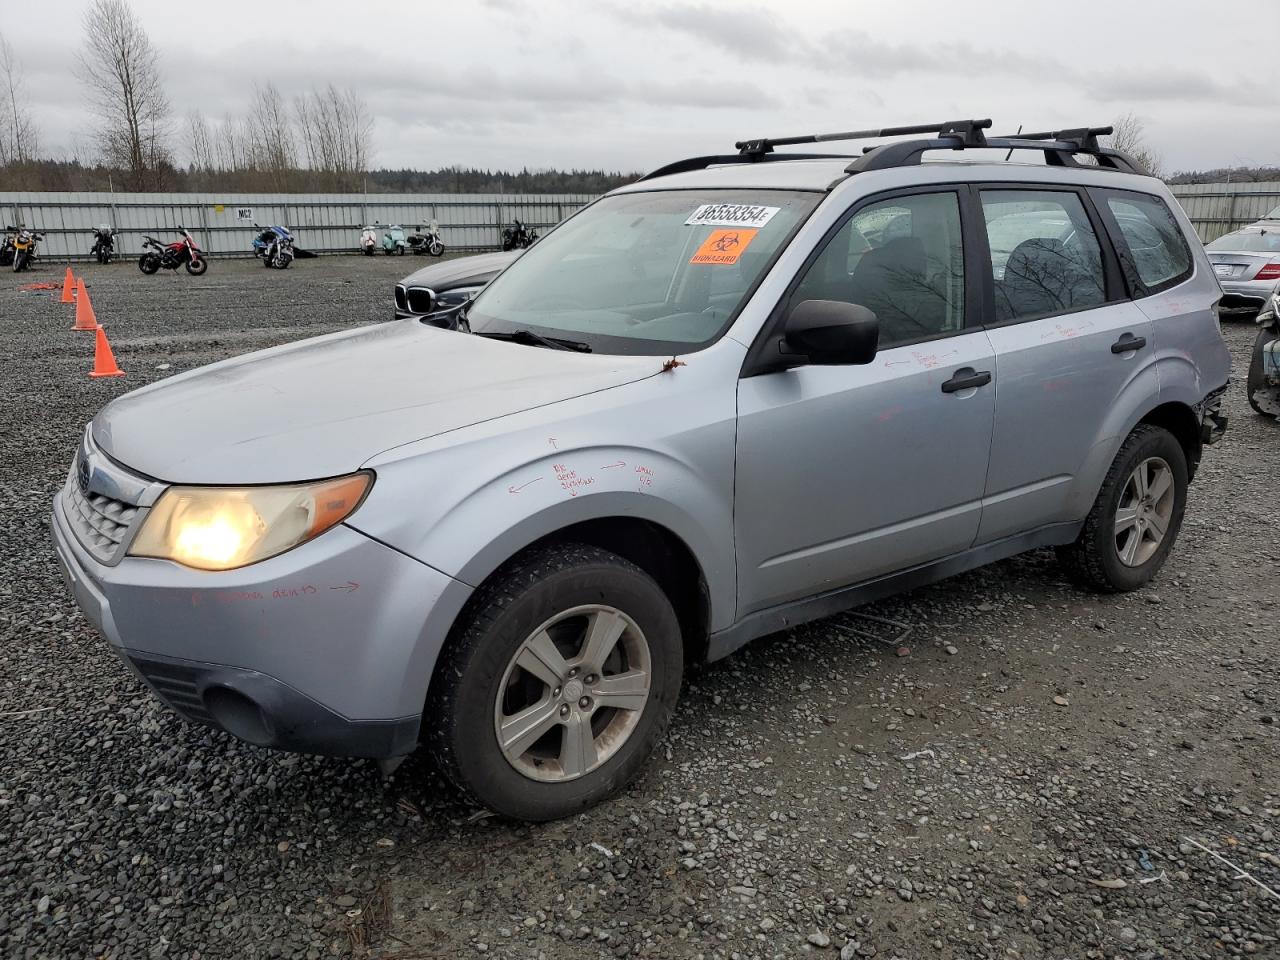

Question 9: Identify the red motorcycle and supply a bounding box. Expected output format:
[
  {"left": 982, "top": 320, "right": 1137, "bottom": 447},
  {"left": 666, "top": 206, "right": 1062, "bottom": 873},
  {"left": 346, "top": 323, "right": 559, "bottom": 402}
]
[{"left": 138, "top": 227, "right": 208, "bottom": 276}]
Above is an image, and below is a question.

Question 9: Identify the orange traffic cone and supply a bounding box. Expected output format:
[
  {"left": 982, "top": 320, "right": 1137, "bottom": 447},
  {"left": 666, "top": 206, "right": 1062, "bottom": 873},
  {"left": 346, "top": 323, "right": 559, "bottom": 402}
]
[
  {"left": 89, "top": 325, "right": 124, "bottom": 378},
  {"left": 60, "top": 267, "right": 76, "bottom": 304},
  {"left": 72, "top": 279, "right": 97, "bottom": 331}
]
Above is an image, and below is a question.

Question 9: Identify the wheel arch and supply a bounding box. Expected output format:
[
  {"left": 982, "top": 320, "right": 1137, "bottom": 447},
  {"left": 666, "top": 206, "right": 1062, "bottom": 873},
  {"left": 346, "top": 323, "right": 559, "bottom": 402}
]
[
  {"left": 1137, "top": 400, "right": 1202, "bottom": 478},
  {"left": 446, "top": 515, "right": 712, "bottom": 672}
]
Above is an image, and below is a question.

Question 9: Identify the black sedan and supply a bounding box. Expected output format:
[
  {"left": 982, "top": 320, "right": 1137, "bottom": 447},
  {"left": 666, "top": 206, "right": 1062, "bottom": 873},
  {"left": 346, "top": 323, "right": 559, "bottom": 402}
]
[{"left": 394, "top": 250, "right": 521, "bottom": 323}]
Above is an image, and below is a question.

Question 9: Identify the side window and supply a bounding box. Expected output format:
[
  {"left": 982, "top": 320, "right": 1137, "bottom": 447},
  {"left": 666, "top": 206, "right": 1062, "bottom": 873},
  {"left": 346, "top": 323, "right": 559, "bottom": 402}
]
[
  {"left": 980, "top": 190, "right": 1107, "bottom": 323},
  {"left": 1103, "top": 193, "right": 1192, "bottom": 292},
  {"left": 791, "top": 192, "right": 964, "bottom": 349}
]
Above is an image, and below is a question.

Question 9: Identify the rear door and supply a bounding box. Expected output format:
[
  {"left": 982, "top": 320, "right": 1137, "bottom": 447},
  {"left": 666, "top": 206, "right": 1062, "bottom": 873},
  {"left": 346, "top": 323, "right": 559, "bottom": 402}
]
[{"left": 974, "top": 185, "right": 1157, "bottom": 543}]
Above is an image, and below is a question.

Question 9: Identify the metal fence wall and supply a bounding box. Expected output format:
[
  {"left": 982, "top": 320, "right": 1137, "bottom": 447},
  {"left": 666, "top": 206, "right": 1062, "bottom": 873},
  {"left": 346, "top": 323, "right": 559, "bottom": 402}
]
[
  {"left": 3, "top": 182, "right": 1276, "bottom": 260},
  {"left": 0, "top": 191, "right": 596, "bottom": 261},
  {"left": 1168, "top": 182, "right": 1280, "bottom": 242}
]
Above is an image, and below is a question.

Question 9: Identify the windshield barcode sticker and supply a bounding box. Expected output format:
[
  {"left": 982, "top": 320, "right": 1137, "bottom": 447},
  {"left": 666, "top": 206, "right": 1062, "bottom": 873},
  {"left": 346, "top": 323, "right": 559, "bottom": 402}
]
[{"left": 685, "top": 204, "right": 780, "bottom": 229}]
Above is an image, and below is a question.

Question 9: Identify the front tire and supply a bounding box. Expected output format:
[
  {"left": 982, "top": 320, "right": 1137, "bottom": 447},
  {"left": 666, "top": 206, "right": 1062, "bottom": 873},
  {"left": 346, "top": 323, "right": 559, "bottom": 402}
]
[
  {"left": 429, "top": 239, "right": 445, "bottom": 257},
  {"left": 185, "top": 257, "right": 207, "bottom": 276},
  {"left": 1056, "top": 424, "right": 1188, "bottom": 592},
  {"left": 13, "top": 251, "right": 28, "bottom": 272},
  {"left": 429, "top": 544, "right": 683, "bottom": 821}
]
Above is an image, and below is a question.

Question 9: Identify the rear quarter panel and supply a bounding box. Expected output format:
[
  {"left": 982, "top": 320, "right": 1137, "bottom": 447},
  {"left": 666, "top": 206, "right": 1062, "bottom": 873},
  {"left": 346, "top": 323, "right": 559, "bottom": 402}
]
[{"left": 1138, "top": 193, "right": 1232, "bottom": 408}]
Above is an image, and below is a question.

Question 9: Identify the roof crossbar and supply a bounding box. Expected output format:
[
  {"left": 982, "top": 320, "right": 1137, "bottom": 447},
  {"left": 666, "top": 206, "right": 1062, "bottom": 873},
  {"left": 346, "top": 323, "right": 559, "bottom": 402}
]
[
  {"left": 734, "top": 119, "right": 990, "bottom": 157},
  {"left": 636, "top": 120, "right": 1146, "bottom": 183},
  {"left": 848, "top": 126, "right": 1145, "bottom": 175}
]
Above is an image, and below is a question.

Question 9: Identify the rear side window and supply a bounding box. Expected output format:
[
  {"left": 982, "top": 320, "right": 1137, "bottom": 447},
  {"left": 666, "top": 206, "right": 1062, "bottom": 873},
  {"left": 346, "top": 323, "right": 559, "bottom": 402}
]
[
  {"left": 1102, "top": 193, "right": 1192, "bottom": 292},
  {"left": 980, "top": 190, "right": 1107, "bottom": 323}
]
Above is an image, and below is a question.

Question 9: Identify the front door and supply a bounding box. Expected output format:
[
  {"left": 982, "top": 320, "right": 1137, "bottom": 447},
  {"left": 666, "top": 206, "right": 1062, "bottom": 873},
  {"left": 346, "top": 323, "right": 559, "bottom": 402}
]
[{"left": 735, "top": 189, "right": 996, "bottom": 617}]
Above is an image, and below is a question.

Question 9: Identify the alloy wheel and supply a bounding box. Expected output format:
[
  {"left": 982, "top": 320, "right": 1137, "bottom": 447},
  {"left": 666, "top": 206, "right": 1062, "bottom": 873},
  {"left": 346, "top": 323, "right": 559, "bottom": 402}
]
[
  {"left": 494, "top": 604, "right": 652, "bottom": 783},
  {"left": 1114, "top": 456, "right": 1175, "bottom": 567}
]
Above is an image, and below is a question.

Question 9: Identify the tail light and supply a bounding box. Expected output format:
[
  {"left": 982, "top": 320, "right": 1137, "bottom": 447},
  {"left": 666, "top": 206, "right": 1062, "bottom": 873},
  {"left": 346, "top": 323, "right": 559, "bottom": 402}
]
[{"left": 1256, "top": 262, "right": 1280, "bottom": 281}]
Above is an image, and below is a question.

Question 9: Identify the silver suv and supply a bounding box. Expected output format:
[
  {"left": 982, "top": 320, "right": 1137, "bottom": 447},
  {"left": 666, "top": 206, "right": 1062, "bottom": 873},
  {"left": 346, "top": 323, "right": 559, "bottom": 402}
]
[{"left": 53, "top": 121, "right": 1230, "bottom": 821}]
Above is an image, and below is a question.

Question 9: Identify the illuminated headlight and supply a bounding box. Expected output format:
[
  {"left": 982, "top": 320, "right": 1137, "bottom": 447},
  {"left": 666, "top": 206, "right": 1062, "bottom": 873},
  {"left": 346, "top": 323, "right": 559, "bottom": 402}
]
[{"left": 128, "top": 472, "right": 373, "bottom": 571}]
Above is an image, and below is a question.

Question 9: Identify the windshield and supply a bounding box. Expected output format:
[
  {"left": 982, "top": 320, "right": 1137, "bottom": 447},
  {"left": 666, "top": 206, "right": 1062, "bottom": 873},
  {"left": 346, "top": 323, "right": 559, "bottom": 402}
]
[
  {"left": 1207, "top": 229, "right": 1280, "bottom": 254},
  {"left": 466, "top": 189, "right": 820, "bottom": 355}
]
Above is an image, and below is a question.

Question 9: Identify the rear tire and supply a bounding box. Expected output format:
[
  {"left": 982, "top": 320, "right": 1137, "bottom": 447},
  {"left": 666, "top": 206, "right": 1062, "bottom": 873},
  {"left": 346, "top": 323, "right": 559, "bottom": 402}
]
[
  {"left": 138, "top": 254, "right": 159, "bottom": 275},
  {"left": 1056, "top": 424, "right": 1188, "bottom": 593},
  {"left": 429, "top": 543, "right": 683, "bottom": 821},
  {"left": 1247, "top": 327, "right": 1279, "bottom": 418}
]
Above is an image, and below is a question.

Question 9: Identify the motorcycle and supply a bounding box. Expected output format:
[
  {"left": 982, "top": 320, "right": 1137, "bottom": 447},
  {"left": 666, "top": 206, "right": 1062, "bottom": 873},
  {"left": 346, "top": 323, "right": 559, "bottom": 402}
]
[
  {"left": 138, "top": 227, "right": 208, "bottom": 276},
  {"left": 11, "top": 226, "right": 44, "bottom": 272},
  {"left": 382, "top": 225, "right": 407, "bottom": 256},
  {"left": 407, "top": 221, "right": 445, "bottom": 257},
  {"left": 1248, "top": 289, "right": 1280, "bottom": 418},
  {"left": 500, "top": 218, "right": 538, "bottom": 251},
  {"left": 0, "top": 226, "right": 15, "bottom": 267},
  {"left": 252, "top": 224, "right": 295, "bottom": 269},
  {"left": 360, "top": 225, "right": 379, "bottom": 256},
  {"left": 90, "top": 225, "right": 115, "bottom": 265}
]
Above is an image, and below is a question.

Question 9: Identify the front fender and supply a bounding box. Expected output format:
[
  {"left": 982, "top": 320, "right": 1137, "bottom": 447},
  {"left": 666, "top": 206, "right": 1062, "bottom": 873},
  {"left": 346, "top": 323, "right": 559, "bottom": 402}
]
[
  {"left": 354, "top": 444, "right": 735, "bottom": 632},
  {"left": 349, "top": 356, "right": 742, "bottom": 635}
]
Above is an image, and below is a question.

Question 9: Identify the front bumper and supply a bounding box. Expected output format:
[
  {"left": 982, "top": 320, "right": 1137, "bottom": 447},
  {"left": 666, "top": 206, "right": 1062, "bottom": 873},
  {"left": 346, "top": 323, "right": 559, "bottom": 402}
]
[{"left": 52, "top": 490, "right": 472, "bottom": 759}]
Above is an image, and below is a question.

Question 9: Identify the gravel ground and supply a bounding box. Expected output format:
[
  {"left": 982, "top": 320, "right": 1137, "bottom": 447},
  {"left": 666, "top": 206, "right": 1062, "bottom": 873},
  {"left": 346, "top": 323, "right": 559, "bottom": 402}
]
[{"left": 1, "top": 257, "right": 1277, "bottom": 960}]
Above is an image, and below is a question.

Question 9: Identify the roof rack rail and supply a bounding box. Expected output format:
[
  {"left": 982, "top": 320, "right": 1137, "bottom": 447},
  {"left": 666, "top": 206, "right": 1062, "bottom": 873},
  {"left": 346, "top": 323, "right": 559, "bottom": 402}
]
[{"left": 637, "top": 152, "right": 858, "bottom": 183}]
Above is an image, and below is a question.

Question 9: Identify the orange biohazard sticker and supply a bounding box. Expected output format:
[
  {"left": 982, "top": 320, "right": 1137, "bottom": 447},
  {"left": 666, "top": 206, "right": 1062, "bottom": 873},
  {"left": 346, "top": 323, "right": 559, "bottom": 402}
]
[{"left": 689, "top": 228, "right": 758, "bottom": 266}]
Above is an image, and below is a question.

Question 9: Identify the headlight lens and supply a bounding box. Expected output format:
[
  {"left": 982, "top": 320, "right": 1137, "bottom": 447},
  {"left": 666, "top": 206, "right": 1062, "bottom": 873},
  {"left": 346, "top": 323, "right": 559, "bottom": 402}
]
[
  {"left": 129, "top": 472, "right": 372, "bottom": 570},
  {"left": 433, "top": 285, "right": 483, "bottom": 309}
]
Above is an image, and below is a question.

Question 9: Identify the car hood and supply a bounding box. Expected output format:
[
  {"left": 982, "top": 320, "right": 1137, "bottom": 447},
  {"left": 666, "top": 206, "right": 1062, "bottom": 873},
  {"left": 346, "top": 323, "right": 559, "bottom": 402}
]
[
  {"left": 92, "top": 320, "right": 658, "bottom": 484},
  {"left": 400, "top": 250, "right": 521, "bottom": 289}
]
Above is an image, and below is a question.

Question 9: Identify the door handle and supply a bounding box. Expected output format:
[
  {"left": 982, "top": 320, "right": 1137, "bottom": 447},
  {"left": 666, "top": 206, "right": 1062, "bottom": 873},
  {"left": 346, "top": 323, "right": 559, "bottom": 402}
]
[
  {"left": 940, "top": 368, "right": 992, "bottom": 393},
  {"left": 1111, "top": 333, "right": 1147, "bottom": 354}
]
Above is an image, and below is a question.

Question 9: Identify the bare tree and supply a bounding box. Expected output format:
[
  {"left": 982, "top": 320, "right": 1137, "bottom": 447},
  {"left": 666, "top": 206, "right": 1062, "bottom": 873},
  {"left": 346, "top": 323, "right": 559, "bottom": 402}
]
[
  {"left": 0, "top": 31, "right": 39, "bottom": 165},
  {"left": 247, "top": 82, "right": 295, "bottom": 188},
  {"left": 295, "top": 84, "right": 373, "bottom": 190},
  {"left": 77, "top": 0, "right": 172, "bottom": 189},
  {"left": 213, "top": 112, "right": 251, "bottom": 172},
  {"left": 1107, "top": 112, "right": 1164, "bottom": 179},
  {"left": 183, "top": 109, "right": 215, "bottom": 172}
]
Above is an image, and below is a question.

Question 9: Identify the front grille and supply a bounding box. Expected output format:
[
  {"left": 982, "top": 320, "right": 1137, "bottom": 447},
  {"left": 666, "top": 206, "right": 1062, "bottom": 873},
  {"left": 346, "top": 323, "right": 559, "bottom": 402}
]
[
  {"left": 130, "top": 657, "right": 214, "bottom": 724},
  {"left": 394, "top": 284, "right": 408, "bottom": 312},
  {"left": 63, "top": 480, "right": 140, "bottom": 564},
  {"left": 405, "top": 286, "right": 435, "bottom": 314}
]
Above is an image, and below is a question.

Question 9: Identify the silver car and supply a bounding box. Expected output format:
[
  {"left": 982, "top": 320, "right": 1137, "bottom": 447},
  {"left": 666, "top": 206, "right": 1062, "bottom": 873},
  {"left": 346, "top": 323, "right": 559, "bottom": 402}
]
[
  {"left": 1205, "top": 225, "right": 1280, "bottom": 317},
  {"left": 53, "top": 121, "right": 1231, "bottom": 821}
]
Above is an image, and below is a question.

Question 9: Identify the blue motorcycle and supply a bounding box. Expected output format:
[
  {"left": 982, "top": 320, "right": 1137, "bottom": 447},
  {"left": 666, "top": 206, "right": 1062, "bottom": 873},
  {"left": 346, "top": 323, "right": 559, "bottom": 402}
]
[{"left": 252, "top": 224, "right": 295, "bottom": 269}]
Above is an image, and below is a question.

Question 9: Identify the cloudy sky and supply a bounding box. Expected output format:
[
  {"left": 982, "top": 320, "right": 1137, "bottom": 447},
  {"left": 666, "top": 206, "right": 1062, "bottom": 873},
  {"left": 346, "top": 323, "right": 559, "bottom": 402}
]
[{"left": 4, "top": 0, "right": 1278, "bottom": 175}]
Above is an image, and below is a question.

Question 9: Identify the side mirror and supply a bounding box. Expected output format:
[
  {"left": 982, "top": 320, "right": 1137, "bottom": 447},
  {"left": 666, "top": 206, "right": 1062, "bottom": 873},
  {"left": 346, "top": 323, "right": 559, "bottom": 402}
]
[{"left": 782, "top": 299, "right": 879, "bottom": 365}]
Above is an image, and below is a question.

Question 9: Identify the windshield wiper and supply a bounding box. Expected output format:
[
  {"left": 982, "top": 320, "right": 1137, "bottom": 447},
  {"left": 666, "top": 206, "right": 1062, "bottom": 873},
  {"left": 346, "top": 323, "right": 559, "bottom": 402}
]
[{"left": 473, "top": 329, "right": 592, "bottom": 352}]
